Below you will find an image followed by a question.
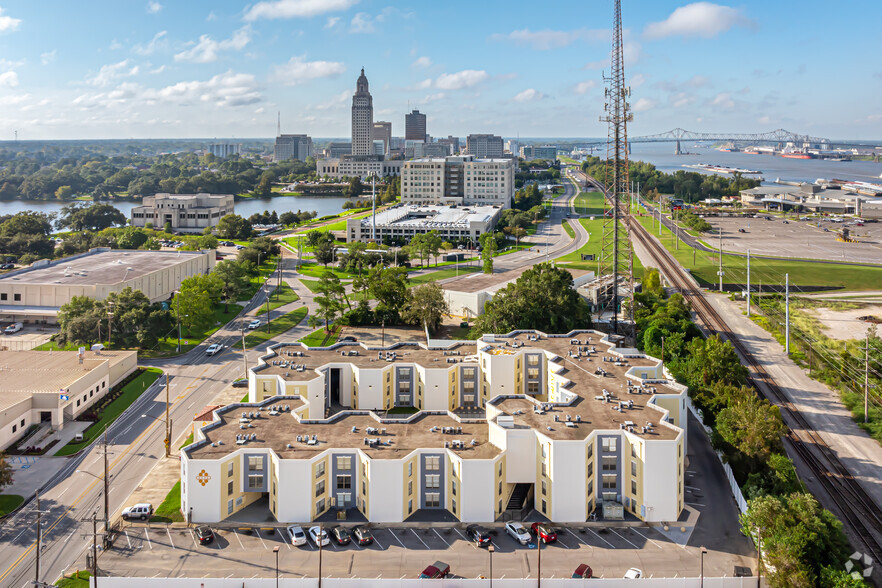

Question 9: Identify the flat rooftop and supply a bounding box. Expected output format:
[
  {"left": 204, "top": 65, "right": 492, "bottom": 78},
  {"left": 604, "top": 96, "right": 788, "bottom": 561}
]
[
  {"left": 0, "top": 349, "right": 137, "bottom": 410},
  {"left": 442, "top": 267, "right": 592, "bottom": 294},
  {"left": 0, "top": 249, "right": 207, "bottom": 286},
  {"left": 189, "top": 398, "right": 499, "bottom": 460},
  {"left": 358, "top": 205, "right": 500, "bottom": 228}
]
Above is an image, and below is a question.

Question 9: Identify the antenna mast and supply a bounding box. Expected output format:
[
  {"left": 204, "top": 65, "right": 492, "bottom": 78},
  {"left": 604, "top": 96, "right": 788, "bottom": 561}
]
[
  {"left": 277, "top": 111, "right": 281, "bottom": 137},
  {"left": 598, "top": 0, "right": 634, "bottom": 339}
]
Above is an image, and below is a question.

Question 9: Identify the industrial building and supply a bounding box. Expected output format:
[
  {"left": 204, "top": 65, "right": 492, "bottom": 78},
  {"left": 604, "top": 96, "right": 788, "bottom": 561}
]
[
  {"left": 0, "top": 349, "right": 137, "bottom": 450},
  {"left": 273, "top": 134, "right": 313, "bottom": 162},
  {"left": 401, "top": 155, "right": 515, "bottom": 208},
  {"left": 739, "top": 182, "right": 882, "bottom": 217},
  {"left": 181, "top": 330, "right": 686, "bottom": 525},
  {"left": 0, "top": 248, "right": 216, "bottom": 324},
  {"left": 130, "top": 193, "right": 235, "bottom": 232},
  {"left": 345, "top": 204, "right": 502, "bottom": 244}
]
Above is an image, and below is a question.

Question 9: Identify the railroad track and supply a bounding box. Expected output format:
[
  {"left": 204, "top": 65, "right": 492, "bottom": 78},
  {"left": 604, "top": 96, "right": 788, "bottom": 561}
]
[{"left": 629, "top": 217, "right": 882, "bottom": 565}]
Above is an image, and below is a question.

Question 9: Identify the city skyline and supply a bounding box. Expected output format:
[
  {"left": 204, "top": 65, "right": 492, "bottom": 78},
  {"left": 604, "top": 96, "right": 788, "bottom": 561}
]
[{"left": 0, "top": 0, "right": 880, "bottom": 140}]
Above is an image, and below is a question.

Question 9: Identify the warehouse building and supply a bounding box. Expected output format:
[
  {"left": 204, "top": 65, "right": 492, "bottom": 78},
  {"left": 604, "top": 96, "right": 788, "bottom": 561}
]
[
  {"left": 0, "top": 349, "right": 137, "bottom": 450},
  {"left": 182, "top": 330, "right": 686, "bottom": 525},
  {"left": 0, "top": 248, "right": 215, "bottom": 324}
]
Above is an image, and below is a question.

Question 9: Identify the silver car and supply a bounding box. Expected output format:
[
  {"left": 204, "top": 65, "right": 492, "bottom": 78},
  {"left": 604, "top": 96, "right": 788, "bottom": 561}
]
[{"left": 505, "top": 522, "right": 531, "bottom": 545}]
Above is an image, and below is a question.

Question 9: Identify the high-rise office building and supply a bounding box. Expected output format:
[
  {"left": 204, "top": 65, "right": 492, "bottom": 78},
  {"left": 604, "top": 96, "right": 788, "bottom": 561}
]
[
  {"left": 351, "top": 69, "right": 374, "bottom": 156},
  {"left": 273, "top": 134, "right": 313, "bottom": 162},
  {"left": 207, "top": 143, "right": 241, "bottom": 158},
  {"left": 438, "top": 136, "right": 460, "bottom": 155},
  {"left": 372, "top": 121, "right": 392, "bottom": 155},
  {"left": 466, "top": 134, "right": 504, "bottom": 158},
  {"left": 405, "top": 109, "right": 427, "bottom": 142}
]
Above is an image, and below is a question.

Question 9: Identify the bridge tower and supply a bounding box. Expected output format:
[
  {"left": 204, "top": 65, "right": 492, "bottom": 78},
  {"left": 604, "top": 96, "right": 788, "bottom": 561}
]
[
  {"left": 597, "top": 0, "right": 635, "bottom": 338},
  {"left": 675, "top": 139, "right": 681, "bottom": 155}
]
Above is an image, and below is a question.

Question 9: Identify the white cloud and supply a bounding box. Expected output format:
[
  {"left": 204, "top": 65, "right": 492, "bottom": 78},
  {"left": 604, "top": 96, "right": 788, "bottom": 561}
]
[
  {"left": 423, "top": 92, "right": 445, "bottom": 103},
  {"left": 574, "top": 80, "right": 597, "bottom": 94},
  {"left": 86, "top": 60, "right": 140, "bottom": 87},
  {"left": 206, "top": 11, "right": 217, "bottom": 21},
  {"left": 0, "top": 92, "right": 30, "bottom": 106},
  {"left": 0, "top": 70, "right": 19, "bottom": 88},
  {"left": 513, "top": 88, "right": 545, "bottom": 103},
  {"left": 631, "top": 73, "right": 646, "bottom": 88},
  {"left": 633, "top": 98, "right": 656, "bottom": 112},
  {"left": 671, "top": 92, "right": 694, "bottom": 108},
  {"left": 0, "top": 7, "right": 22, "bottom": 32},
  {"left": 146, "top": 70, "right": 262, "bottom": 108},
  {"left": 311, "top": 89, "right": 349, "bottom": 110},
  {"left": 710, "top": 92, "right": 735, "bottom": 109},
  {"left": 758, "top": 115, "right": 772, "bottom": 125},
  {"left": 412, "top": 56, "right": 432, "bottom": 68},
  {"left": 175, "top": 26, "right": 251, "bottom": 63},
  {"left": 644, "top": 2, "right": 755, "bottom": 40},
  {"left": 272, "top": 55, "right": 345, "bottom": 85},
  {"left": 40, "top": 50, "right": 56, "bottom": 65},
  {"left": 149, "top": 65, "right": 166, "bottom": 74},
  {"left": 350, "top": 12, "right": 382, "bottom": 33},
  {"left": 244, "top": 0, "right": 359, "bottom": 21},
  {"left": 493, "top": 28, "right": 607, "bottom": 50},
  {"left": 324, "top": 16, "right": 340, "bottom": 29},
  {"left": 435, "top": 70, "right": 488, "bottom": 91},
  {"left": 134, "top": 30, "right": 168, "bottom": 56},
  {"left": 146, "top": 1, "right": 162, "bottom": 14},
  {"left": 408, "top": 78, "right": 432, "bottom": 91}
]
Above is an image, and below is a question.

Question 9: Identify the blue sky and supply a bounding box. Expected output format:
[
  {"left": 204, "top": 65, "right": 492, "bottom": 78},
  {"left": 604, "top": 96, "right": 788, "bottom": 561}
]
[{"left": 0, "top": 0, "right": 879, "bottom": 140}]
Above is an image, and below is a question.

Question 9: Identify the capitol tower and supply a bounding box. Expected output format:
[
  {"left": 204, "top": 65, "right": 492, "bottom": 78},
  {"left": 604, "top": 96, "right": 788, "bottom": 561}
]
[{"left": 351, "top": 68, "right": 374, "bottom": 156}]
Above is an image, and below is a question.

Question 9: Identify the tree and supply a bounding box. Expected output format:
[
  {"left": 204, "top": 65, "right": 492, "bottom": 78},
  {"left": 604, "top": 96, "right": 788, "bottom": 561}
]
[
  {"left": 58, "top": 203, "right": 126, "bottom": 232},
  {"left": 0, "top": 453, "right": 13, "bottom": 490},
  {"left": 716, "top": 392, "right": 787, "bottom": 461},
  {"left": 306, "top": 230, "right": 333, "bottom": 248},
  {"left": 402, "top": 283, "right": 449, "bottom": 334},
  {"left": 57, "top": 295, "right": 104, "bottom": 345},
  {"left": 424, "top": 231, "right": 442, "bottom": 266},
  {"left": 253, "top": 174, "right": 272, "bottom": 198},
  {"left": 163, "top": 221, "right": 173, "bottom": 234},
  {"left": 216, "top": 214, "right": 252, "bottom": 240},
  {"left": 345, "top": 177, "right": 364, "bottom": 198},
  {"left": 279, "top": 211, "right": 296, "bottom": 226},
  {"left": 511, "top": 226, "right": 527, "bottom": 245},
  {"left": 314, "top": 271, "right": 347, "bottom": 331},
  {"left": 473, "top": 263, "right": 591, "bottom": 335},
  {"left": 740, "top": 493, "right": 851, "bottom": 588},
  {"left": 213, "top": 260, "right": 251, "bottom": 311},
  {"left": 177, "top": 273, "right": 224, "bottom": 334},
  {"left": 55, "top": 185, "right": 74, "bottom": 199},
  {"left": 314, "top": 240, "right": 335, "bottom": 267},
  {"left": 479, "top": 232, "right": 497, "bottom": 274}
]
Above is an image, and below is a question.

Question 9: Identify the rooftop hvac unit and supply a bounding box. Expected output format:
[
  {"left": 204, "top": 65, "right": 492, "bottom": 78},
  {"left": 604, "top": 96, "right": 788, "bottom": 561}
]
[{"left": 497, "top": 416, "right": 514, "bottom": 429}]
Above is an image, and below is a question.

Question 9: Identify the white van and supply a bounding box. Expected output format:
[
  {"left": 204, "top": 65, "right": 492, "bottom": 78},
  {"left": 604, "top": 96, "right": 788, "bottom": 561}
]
[{"left": 4, "top": 322, "right": 23, "bottom": 334}]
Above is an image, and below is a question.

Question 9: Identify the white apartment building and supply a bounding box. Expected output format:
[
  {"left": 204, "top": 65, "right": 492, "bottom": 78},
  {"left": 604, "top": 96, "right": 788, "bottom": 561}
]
[
  {"left": 182, "top": 330, "right": 687, "bottom": 525},
  {"left": 130, "top": 193, "right": 234, "bottom": 232},
  {"left": 401, "top": 155, "right": 515, "bottom": 208}
]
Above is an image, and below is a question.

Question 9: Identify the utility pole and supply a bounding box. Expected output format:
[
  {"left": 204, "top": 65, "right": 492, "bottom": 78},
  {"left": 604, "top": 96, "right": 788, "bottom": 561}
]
[
  {"left": 865, "top": 331, "right": 871, "bottom": 423},
  {"left": 107, "top": 302, "right": 113, "bottom": 349},
  {"left": 35, "top": 489, "right": 41, "bottom": 586},
  {"left": 164, "top": 375, "right": 171, "bottom": 457},
  {"left": 241, "top": 328, "right": 248, "bottom": 379},
  {"left": 718, "top": 227, "right": 724, "bottom": 291},
  {"left": 176, "top": 293, "right": 182, "bottom": 352},
  {"left": 371, "top": 175, "right": 377, "bottom": 242},
  {"left": 785, "top": 273, "right": 790, "bottom": 354},
  {"left": 103, "top": 431, "right": 110, "bottom": 537},
  {"left": 537, "top": 533, "right": 542, "bottom": 587},
  {"left": 746, "top": 249, "right": 751, "bottom": 317},
  {"left": 91, "top": 512, "right": 98, "bottom": 582}
]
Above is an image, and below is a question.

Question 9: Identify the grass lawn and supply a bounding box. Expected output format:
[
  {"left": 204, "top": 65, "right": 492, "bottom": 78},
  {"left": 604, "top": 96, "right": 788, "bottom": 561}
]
[
  {"left": 563, "top": 221, "right": 575, "bottom": 238},
  {"left": 296, "top": 264, "right": 361, "bottom": 279},
  {"left": 235, "top": 307, "right": 308, "bottom": 349},
  {"left": 241, "top": 257, "right": 280, "bottom": 300},
  {"left": 0, "top": 494, "right": 24, "bottom": 517},
  {"left": 299, "top": 324, "right": 341, "bottom": 347},
  {"left": 555, "top": 216, "right": 645, "bottom": 276},
  {"left": 56, "top": 572, "right": 91, "bottom": 587},
  {"left": 179, "top": 432, "right": 194, "bottom": 449},
  {"left": 151, "top": 480, "right": 184, "bottom": 523},
  {"left": 55, "top": 368, "right": 163, "bottom": 456},
  {"left": 635, "top": 216, "right": 882, "bottom": 290},
  {"left": 263, "top": 282, "right": 300, "bottom": 312},
  {"left": 299, "top": 278, "right": 323, "bottom": 293},
  {"left": 141, "top": 304, "right": 241, "bottom": 358},
  {"left": 573, "top": 191, "right": 606, "bottom": 216}
]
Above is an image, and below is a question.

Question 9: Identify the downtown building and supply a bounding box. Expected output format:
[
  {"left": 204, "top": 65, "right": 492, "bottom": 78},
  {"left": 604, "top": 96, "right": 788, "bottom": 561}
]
[
  {"left": 181, "top": 330, "right": 687, "bottom": 525},
  {"left": 372, "top": 122, "right": 392, "bottom": 155},
  {"left": 405, "top": 109, "right": 427, "bottom": 142},
  {"left": 351, "top": 69, "right": 374, "bottom": 156},
  {"left": 466, "top": 134, "right": 504, "bottom": 158},
  {"left": 273, "top": 134, "right": 313, "bottom": 162},
  {"left": 130, "top": 193, "right": 234, "bottom": 232},
  {"left": 400, "top": 154, "right": 515, "bottom": 208}
]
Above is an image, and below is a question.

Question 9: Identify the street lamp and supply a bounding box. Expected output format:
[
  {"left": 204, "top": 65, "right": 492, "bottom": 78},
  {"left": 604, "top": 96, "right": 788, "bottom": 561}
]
[
  {"left": 273, "top": 545, "right": 280, "bottom": 588},
  {"left": 75, "top": 431, "right": 111, "bottom": 539},
  {"left": 488, "top": 544, "right": 495, "bottom": 588},
  {"left": 700, "top": 545, "right": 708, "bottom": 588},
  {"left": 141, "top": 411, "right": 171, "bottom": 458},
  {"left": 318, "top": 524, "right": 324, "bottom": 588}
]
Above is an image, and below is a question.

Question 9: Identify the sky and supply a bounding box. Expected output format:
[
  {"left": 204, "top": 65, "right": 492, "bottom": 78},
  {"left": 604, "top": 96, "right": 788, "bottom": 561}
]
[{"left": 0, "top": 0, "right": 880, "bottom": 141}]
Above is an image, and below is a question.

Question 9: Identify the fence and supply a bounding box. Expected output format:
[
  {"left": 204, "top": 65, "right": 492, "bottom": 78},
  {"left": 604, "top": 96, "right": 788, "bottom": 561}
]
[
  {"left": 0, "top": 337, "right": 44, "bottom": 351},
  {"left": 90, "top": 578, "right": 759, "bottom": 588},
  {"left": 686, "top": 401, "right": 748, "bottom": 515}
]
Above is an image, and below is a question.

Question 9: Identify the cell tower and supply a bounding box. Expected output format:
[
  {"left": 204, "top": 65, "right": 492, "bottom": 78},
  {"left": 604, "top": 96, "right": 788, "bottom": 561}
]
[{"left": 597, "top": 0, "right": 635, "bottom": 338}]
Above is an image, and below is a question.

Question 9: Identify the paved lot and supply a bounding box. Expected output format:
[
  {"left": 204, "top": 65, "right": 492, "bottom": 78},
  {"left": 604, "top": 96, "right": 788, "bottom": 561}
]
[{"left": 706, "top": 216, "right": 882, "bottom": 264}]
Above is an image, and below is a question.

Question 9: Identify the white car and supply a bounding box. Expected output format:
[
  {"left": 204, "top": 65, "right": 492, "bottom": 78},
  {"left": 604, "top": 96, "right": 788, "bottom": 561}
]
[
  {"left": 505, "top": 522, "right": 531, "bottom": 545},
  {"left": 287, "top": 525, "right": 307, "bottom": 546},
  {"left": 308, "top": 526, "right": 329, "bottom": 546},
  {"left": 247, "top": 319, "right": 261, "bottom": 329},
  {"left": 121, "top": 503, "right": 154, "bottom": 521},
  {"left": 4, "top": 322, "right": 23, "bottom": 334},
  {"left": 205, "top": 344, "right": 222, "bottom": 356},
  {"left": 624, "top": 568, "right": 643, "bottom": 579}
]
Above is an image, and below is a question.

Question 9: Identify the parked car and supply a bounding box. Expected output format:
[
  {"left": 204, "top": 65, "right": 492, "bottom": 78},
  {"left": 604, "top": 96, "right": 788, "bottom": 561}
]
[
  {"left": 573, "top": 564, "right": 593, "bottom": 579},
  {"left": 0, "top": 263, "right": 14, "bottom": 270},
  {"left": 286, "top": 525, "right": 307, "bottom": 546},
  {"left": 308, "top": 526, "right": 329, "bottom": 547},
  {"left": 352, "top": 526, "right": 373, "bottom": 546},
  {"left": 247, "top": 319, "right": 261, "bottom": 329},
  {"left": 121, "top": 503, "right": 153, "bottom": 521},
  {"left": 624, "top": 568, "right": 643, "bottom": 579},
  {"left": 738, "top": 228, "right": 747, "bottom": 233},
  {"left": 339, "top": 336, "right": 357, "bottom": 342},
  {"left": 531, "top": 523, "right": 558, "bottom": 544},
  {"left": 419, "top": 561, "right": 450, "bottom": 579},
  {"left": 195, "top": 526, "right": 214, "bottom": 545},
  {"left": 4, "top": 322, "right": 23, "bottom": 334},
  {"left": 205, "top": 344, "right": 222, "bottom": 356},
  {"left": 331, "top": 526, "right": 351, "bottom": 545},
  {"left": 505, "top": 522, "right": 531, "bottom": 545},
  {"left": 236, "top": 245, "right": 245, "bottom": 250},
  {"left": 466, "top": 524, "right": 492, "bottom": 547},
  {"left": 232, "top": 378, "right": 248, "bottom": 388}
]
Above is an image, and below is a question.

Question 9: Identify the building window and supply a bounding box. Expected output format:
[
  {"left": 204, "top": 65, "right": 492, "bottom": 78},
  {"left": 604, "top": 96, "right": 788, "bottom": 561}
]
[
  {"left": 425, "top": 456, "right": 440, "bottom": 470},
  {"left": 13, "top": 293, "right": 21, "bottom": 301},
  {"left": 631, "top": 444, "right": 639, "bottom": 458},
  {"left": 631, "top": 461, "right": 637, "bottom": 476},
  {"left": 408, "top": 481, "right": 413, "bottom": 496},
  {"left": 12, "top": 425, "right": 16, "bottom": 433},
  {"left": 408, "top": 500, "right": 413, "bottom": 514},
  {"left": 227, "top": 481, "right": 233, "bottom": 496},
  {"left": 541, "top": 462, "right": 547, "bottom": 477},
  {"left": 425, "top": 493, "right": 440, "bottom": 508},
  {"left": 228, "top": 500, "right": 234, "bottom": 515},
  {"left": 541, "top": 445, "right": 547, "bottom": 458},
  {"left": 316, "top": 499, "right": 325, "bottom": 513},
  {"left": 587, "top": 443, "right": 593, "bottom": 459},
  {"left": 425, "top": 474, "right": 440, "bottom": 489},
  {"left": 602, "top": 474, "right": 617, "bottom": 490},
  {"left": 316, "top": 461, "right": 326, "bottom": 478},
  {"left": 541, "top": 480, "right": 547, "bottom": 495},
  {"left": 528, "top": 354, "right": 540, "bottom": 366},
  {"left": 336, "top": 475, "right": 351, "bottom": 490},
  {"left": 526, "top": 382, "right": 540, "bottom": 394},
  {"left": 20, "top": 419, "right": 24, "bottom": 428},
  {"left": 541, "top": 500, "right": 547, "bottom": 514},
  {"left": 316, "top": 480, "right": 325, "bottom": 497},
  {"left": 408, "top": 462, "right": 413, "bottom": 477},
  {"left": 247, "top": 475, "right": 263, "bottom": 489},
  {"left": 452, "top": 480, "right": 458, "bottom": 496},
  {"left": 0, "top": 294, "right": 6, "bottom": 301},
  {"left": 527, "top": 367, "right": 539, "bottom": 379},
  {"left": 602, "top": 457, "right": 617, "bottom": 471},
  {"left": 452, "top": 499, "right": 457, "bottom": 513},
  {"left": 337, "top": 493, "right": 352, "bottom": 508},
  {"left": 227, "top": 462, "right": 234, "bottom": 477},
  {"left": 498, "top": 462, "right": 503, "bottom": 477},
  {"left": 602, "top": 438, "right": 617, "bottom": 453},
  {"left": 336, "top": 456, "right": 352, "bottom": 470},
  {"left": 631, "top": 480, "right": 638, "bottom": 495},
  {"left": 587, "top": 462, "right": 593, "bottom": 477},
  {"left": 248, "top": 456, "right": 263, "bottom": 471},
  {"left": 587, "top": 479, "right": 593, "bottom": 496}
]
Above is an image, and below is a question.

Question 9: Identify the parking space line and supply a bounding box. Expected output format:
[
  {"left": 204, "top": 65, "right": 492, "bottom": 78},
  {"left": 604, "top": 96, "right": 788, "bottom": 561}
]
[
  {"left": 125, "top": 531, "right": 131, "bottom": 550},
  {"left": 609, "top": 528, "right": 639, "bottom": 549},
  {"left": 585, "top": 527, "right": 615, "bottom": 548},
  {"left": 233, "top": 530, "right": 244, "bottom": 550},
  {"left": 372, "top": 535, "right": 385, "bottom": 550},
  {"left": 410, "top": 529, "right": 429, "bottom": 549},
  {"left": 388, "top": 530, "right": 405, "bottom": 548},
  {"left": 166, "top": 527, "right": 175, "bottom": 549},
  {"left": 433, "top": 529, "right": 450, "bottom": 547},
  {"left": 255, "top": 529, "right": 268, "bottom": 550},
  {"left": 144, "top": 528, "right": 152, "bottom": 550},
  {"left": 566, "top": 529, "right": 591, "bottom": 547},
  {"left": 556, "top": 537, "right": 570, "bottom": 549},
  {"left": 453, "top": 527, "right": 476, "bottom": 549},
  {"left": 188, "top": 529, "right": 198, "bottom": 548},
  {"left": 631, "top": 528, "right": 664, "bottom": 549}
]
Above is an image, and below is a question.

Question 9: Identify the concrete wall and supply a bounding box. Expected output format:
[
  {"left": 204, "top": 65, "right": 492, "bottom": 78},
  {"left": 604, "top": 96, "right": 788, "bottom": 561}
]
[
  {"left": 458, "top": 458, "right": 495, "bottom": 522},
  {"left": 549, "top": 440, "right": 587, "bottom": 522},
  {"left": 642, "top": 437, "right": 682, "bottom": 522}
]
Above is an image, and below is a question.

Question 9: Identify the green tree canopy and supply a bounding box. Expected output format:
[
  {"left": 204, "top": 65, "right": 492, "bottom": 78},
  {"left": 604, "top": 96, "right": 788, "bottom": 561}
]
[
  {"left": 213, "top": 259, "right": 251, "bottom": 310},
  {"left": 402, "top": 283, "right": 449, "bottom": 334},
  {"left": 216, "top": 214, "right": 252, "bottom": 240},
  {"left": 59, "top": 202, "right": 126, "bottom": 232}
]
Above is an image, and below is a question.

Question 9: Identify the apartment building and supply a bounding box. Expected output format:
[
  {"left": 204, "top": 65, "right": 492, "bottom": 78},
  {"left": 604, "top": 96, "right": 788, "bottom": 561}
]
[
  {"left": 182, "top": 330, "right": 687, "bottom": 525},
  {"left": 400, "top": 155, "right": 515, "bottom": 207}
]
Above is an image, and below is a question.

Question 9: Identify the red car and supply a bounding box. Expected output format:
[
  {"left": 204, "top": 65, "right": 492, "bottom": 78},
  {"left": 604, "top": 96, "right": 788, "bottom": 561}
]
[
  {"left": 573, "top": 563, "right": 593, "bottom": 578},
  {"left": 531, "top": 522, "right": 558, "bottom": 544},
  {"left": 420, "top": 561, "right": 450, "bottom": 579}
]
